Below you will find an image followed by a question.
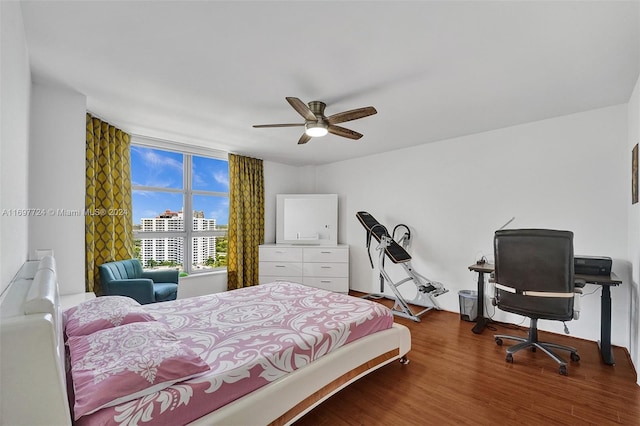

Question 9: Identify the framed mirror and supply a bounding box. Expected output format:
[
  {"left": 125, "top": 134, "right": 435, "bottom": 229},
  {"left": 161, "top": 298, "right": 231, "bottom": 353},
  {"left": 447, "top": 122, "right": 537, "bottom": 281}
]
[{"left": 276, "top": 194, "right": 338, "bottom": 245}]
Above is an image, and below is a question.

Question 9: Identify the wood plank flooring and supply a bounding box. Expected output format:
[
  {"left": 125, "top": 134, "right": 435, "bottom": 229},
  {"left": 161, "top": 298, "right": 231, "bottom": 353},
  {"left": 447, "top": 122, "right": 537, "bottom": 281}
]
[{"left": 294, "top": 298, "right": 640, "bottom": 426}]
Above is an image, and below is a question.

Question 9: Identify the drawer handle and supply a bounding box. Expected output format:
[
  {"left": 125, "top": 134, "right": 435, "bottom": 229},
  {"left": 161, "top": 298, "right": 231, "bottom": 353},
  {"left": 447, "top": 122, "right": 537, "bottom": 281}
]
[
  {"left": 321, "top": 266, "right": 332, "bottom": 269},
  {"left": 320, "top": 280, "right": 332, "bottom": 283},
  {"left": 275, "top": 265, "right": 286, "bottom": 268},
  {"left": 320, "top": 251, "right": 332, "bottom": 254}
]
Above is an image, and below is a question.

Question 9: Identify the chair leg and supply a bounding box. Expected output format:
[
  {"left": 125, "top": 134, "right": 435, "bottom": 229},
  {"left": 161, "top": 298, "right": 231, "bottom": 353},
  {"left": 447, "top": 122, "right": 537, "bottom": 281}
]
[
  {"left": 540, "top": 340, "right": 579, "bottom": 355},
  {"left": 506, "top": 341, "right": 535, "bottom": 355},
  {"left": 494, "top": 318, "right": 579, "bottom": 375},
  {"left": 534, "top": 343, "right": 566, "bottom": 365},
  {"left": 494, "top": 334, "right": 528, "bottom": 346}
]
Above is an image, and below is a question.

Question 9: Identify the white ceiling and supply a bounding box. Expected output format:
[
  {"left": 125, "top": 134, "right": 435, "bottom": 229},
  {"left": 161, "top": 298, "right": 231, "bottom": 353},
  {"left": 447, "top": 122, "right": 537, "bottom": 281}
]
[{"left": 20, "top": 1, "right": 640, "bottom": 166}]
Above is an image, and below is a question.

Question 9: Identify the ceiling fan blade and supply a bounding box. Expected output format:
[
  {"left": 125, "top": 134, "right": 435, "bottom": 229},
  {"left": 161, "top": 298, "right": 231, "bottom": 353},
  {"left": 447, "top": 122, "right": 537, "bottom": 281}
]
[
  {"left": 328, "top": 125, "right": 363, "bottom": 140},
  {"left": 253, "top": 123, "right": 304, "bottom": 128},
  {"left": 298, "top": 133, "right": 312, "bottom": 145},
  {"left": 327, "top": 106, "right": 377, "bottom": 125},
  {"left": 286, "top": 97, "right": 317, "bottom": 121}
]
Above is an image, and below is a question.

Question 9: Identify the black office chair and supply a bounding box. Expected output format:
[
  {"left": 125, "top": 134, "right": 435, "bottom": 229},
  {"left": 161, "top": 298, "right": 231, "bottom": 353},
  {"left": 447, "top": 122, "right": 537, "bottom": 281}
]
[{"left": 493, "top": 229, "right": 580, "bottom": 375}]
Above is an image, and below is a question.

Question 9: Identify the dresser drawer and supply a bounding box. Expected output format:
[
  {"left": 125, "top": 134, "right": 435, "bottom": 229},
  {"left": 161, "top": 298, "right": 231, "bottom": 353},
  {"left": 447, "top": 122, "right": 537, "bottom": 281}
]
[
  {"left": 259, "top": 246, "right": 303, "bottom": 262},
  {"left": 303, "top": 277, "right": 349, "bottom": 293},
  {"left": 259, "top": 275, "right": 303, "bottom": 285},
  {"left": 303, "top": 262, "right": 349, "bottom": 278},
  {"left": 259, "top": 261, "right": 303, "bottom": 277},
  {"left": 303, "top": 247, "right": 349, "bottom": 263}
]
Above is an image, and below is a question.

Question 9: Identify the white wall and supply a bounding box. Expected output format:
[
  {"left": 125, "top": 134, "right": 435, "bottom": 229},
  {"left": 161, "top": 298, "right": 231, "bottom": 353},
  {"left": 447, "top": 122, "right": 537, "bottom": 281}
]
[
  {"left": 28, "top": 82, "right": 86, "bottom": 295},
  {"left": 0, "top": 1, "right": 31, "bottom": 294},
  {"left": 315, "top": 105, "right": 630, "bottom": 347},
  {"left": 263, "top": 161, "right": 307, "bottom": 244},
  {"left": 627, "top": 74, "right": 640, "bottom": 381}
]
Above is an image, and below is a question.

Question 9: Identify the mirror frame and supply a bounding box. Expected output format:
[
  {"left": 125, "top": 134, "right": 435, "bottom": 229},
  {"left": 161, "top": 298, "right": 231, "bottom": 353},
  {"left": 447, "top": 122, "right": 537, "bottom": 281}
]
[{"left": 276, "top": 194, "right": 338, "bottom": 246}]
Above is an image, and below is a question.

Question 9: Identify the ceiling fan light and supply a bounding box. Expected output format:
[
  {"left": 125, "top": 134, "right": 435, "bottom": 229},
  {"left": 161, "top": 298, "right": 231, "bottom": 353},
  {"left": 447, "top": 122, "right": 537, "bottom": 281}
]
[{"left": 305, "top": 123, "right": 328, "bottom": 137}]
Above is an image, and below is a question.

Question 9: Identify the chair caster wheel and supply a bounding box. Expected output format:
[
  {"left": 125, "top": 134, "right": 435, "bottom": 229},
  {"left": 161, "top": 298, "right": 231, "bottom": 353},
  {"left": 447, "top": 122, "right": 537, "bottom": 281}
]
[
  {"left": 571, "top": 352, "right": 580, "bottom": 362},
  {"left": 495, "top": 338, "right": 503, "bottom": 346},
  {"left": 559, "top": 365, "right": 568, "bottom": 376},
  {"left": 506, "top": 353, "right": 513, "bottom": 363},
  {"left": 399, "top": 356, "right": 410, "bottom": 365}
]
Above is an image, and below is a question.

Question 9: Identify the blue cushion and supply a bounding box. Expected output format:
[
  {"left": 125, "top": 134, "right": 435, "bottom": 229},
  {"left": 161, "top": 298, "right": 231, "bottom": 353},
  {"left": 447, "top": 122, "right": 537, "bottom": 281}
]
[{"left": 154, "top": 283, "right": 178, "bottom": 302}]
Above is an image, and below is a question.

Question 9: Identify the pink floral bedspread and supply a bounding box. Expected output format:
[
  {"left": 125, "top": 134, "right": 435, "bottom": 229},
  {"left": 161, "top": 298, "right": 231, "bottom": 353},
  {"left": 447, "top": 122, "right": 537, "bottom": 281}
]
[{"left": 76, "top": 281, "right": 393, "bottom": 425}]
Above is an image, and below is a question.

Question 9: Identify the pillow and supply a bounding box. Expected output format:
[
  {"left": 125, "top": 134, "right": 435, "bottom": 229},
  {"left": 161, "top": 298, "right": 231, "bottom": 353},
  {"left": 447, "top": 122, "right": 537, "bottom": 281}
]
[
  {"left": 67, "top": 321, "right": 210, "bottom": 420},
  {"left": 64, "top": 296, "right": 155, "bottom": 337}
]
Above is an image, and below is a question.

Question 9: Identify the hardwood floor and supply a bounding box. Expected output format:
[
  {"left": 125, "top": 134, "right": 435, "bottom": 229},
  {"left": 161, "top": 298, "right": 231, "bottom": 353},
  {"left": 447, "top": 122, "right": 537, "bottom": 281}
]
[{"left": 294, "top": 300, "right": 640, "bottom": 426}]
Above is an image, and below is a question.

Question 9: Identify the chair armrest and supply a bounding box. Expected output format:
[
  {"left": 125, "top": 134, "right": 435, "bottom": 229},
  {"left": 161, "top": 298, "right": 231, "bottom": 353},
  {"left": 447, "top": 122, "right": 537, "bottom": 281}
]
[
  {"left": 142, "top": 269, "right": 179, "bottom": 284},
  {"left": 106, "top": 279, "right": 155, "bottom": 304}
]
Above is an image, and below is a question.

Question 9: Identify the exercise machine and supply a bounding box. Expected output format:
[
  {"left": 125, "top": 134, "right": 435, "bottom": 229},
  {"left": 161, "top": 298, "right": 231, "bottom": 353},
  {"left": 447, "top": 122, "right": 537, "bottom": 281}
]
[{"left": 356, "top": 211, "right": 448, "bottom": 322}]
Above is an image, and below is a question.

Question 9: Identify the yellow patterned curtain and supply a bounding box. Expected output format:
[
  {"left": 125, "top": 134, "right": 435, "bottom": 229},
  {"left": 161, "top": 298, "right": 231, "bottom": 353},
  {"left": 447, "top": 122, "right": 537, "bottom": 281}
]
[
  {"left": 85, "top": 113, "right": 134, "bottom": 294},
  {"left": 227, "top": 154, "right": 264, "bottom": 290}
]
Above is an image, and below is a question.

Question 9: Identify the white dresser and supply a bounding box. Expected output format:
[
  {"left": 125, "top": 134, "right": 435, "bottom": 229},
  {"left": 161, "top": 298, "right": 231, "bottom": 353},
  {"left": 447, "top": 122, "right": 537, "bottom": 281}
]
[{"left": 259, "top": 244, "right": 349, "bottom": 293}]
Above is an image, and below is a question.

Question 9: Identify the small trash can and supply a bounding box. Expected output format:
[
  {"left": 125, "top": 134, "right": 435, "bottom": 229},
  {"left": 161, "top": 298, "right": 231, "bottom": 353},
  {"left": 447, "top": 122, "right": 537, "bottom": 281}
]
[{"left": 458, "top": 289, "right": 478, "bottom": 322}]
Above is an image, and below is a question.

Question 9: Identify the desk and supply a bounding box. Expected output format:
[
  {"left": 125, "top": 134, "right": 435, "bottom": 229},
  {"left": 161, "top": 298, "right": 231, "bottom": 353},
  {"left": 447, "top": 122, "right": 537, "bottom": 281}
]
[
  {"left": 467, "top": 263, "right": 621, "bottom": 365},
  {"left": 575, "top": 272, "right": 622, "bottom": 365}
]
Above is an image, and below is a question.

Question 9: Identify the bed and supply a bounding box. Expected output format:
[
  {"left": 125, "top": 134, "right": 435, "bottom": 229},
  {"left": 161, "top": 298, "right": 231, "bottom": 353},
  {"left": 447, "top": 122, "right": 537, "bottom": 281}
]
[{"left": 0, "top": 256, "right": 411, "bottom": 425}]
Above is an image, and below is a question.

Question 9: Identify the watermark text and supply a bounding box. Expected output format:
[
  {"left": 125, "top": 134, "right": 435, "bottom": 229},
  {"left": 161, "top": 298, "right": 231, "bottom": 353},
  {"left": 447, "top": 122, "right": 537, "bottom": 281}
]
[{"left": 2, "top": 208, "right": 128, "bottom": 217}]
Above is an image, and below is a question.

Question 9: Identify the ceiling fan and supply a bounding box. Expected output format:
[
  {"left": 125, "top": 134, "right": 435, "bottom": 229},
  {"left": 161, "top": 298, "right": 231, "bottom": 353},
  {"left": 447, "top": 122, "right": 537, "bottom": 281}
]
[{"left": 253, "top": 97, "right": 377, "bottom": 145}]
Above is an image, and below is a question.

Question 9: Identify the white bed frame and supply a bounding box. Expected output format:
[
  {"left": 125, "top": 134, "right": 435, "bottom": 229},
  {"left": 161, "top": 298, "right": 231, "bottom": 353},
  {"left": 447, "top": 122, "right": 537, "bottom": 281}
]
[{"left": 0, "top": 257, "right": 411, "bottom": 426}]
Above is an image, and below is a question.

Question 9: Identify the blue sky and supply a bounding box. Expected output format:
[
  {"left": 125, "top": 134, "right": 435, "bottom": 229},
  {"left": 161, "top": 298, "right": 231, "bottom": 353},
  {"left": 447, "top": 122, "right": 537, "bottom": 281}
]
[{"left": 131, "top": 146, "right": 229, "bottom": 226}]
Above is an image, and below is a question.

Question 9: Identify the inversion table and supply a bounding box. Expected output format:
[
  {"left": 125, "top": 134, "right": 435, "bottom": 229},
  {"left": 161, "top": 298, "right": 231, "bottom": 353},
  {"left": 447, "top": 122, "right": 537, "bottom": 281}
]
[{"left": 356, "top": 211, "right": 448, "bottom": 322}]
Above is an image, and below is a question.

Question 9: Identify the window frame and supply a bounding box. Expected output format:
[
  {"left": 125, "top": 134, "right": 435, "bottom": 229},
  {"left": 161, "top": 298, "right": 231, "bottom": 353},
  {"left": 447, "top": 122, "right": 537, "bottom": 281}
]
[{"left": 131, "top": 137, "right": 228, "bottom": 275}]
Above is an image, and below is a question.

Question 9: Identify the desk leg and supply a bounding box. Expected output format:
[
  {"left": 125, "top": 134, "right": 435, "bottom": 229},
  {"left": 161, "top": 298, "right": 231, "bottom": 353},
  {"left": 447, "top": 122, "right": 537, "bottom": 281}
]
[
  {"left": 599, "top": 285, "right": 615, "bottom": 365},
  {"left": 472, "top": 271, "right": 488, "bottom": 334}
]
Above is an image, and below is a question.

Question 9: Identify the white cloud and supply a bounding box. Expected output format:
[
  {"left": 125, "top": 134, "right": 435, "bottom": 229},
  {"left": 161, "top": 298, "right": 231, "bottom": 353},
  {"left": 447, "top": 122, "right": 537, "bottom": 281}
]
[
  {"left": 214, "top": 170, "right": 229, "bottom": 187},
  {"left": 135, "top": 147, "right": 182, "bottom": 171}
]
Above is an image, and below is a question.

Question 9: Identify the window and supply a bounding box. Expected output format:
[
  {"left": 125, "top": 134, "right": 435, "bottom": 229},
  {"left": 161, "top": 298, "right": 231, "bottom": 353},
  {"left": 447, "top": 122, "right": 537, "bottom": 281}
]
[{"left": 131, "top": 144, "right": 229, "bottom": 275}]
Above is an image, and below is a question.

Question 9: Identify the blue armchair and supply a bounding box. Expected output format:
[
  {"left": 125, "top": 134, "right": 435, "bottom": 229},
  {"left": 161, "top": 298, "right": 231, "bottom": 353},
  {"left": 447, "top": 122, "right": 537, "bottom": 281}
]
[{"left": 98, "top": 259, "right": 179, "bottom": 304}]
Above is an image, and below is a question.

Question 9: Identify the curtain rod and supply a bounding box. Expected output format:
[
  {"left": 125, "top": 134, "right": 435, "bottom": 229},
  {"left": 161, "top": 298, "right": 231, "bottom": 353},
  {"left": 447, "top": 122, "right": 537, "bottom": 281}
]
[
  {"left": 130, "top": 133, "right": 229, "bottom": 159},
  {"left": 86, "top": 110, "right": 230, "bottom": 159}
]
